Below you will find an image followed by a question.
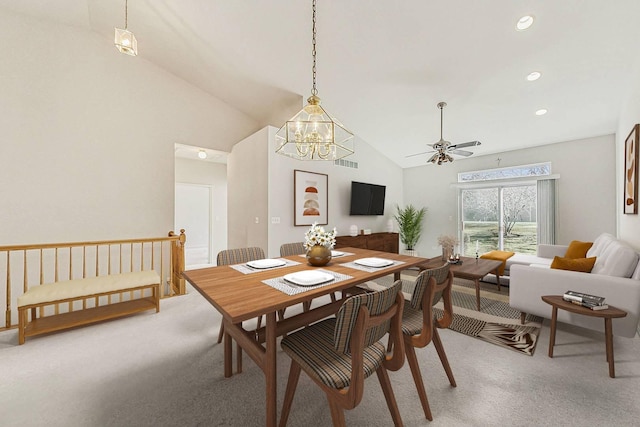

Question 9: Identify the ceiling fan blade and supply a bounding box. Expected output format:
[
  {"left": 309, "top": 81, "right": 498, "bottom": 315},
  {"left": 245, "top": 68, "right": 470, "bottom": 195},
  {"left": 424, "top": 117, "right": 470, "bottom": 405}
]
[
  {"left": 450, "top": 149, "right": 474, "bottom": 157},
  {"left": 405, "top": 150, "right": 435, "bottom": 158},
  {"left": 450, "top": 140, "right": 481, "bottom": 149}
]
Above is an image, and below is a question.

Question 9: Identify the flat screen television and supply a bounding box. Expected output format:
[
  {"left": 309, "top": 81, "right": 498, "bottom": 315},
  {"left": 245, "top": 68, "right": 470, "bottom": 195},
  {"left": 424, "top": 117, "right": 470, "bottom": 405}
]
[{"left": 349, "top": 181, "right": 386, "bottom": 215}]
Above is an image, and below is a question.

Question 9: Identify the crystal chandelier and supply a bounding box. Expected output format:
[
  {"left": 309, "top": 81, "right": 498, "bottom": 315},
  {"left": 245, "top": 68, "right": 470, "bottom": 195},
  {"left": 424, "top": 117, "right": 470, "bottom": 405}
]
[
  {"left": 114, "top": 0, "right": 137, "bottom": 56},
  {"left": 275, "top": 0, "right": 354, "bottom": 161}
]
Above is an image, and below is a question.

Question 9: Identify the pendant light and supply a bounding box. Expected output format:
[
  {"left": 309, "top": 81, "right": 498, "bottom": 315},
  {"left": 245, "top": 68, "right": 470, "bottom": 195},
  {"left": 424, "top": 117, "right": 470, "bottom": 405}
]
[
  {"left": 275, "top": 0, "right": 354, "bottom": 161},
  {"left": 115, "top": 0, "right": 138, "bottom": 56}
]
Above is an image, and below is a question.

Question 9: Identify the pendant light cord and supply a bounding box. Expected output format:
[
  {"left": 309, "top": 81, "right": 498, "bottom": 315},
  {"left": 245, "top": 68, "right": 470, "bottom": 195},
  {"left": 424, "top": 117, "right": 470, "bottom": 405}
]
[
  {"left": 125, "top": 0, "right": 129, "bottom": 29},
  {"left": 311, "top": 0, "right": 318, "bottom": 96}
]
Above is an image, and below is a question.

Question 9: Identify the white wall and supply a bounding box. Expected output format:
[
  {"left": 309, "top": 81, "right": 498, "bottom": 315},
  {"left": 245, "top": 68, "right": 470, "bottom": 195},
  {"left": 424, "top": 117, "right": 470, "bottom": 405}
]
[
  {"left": 175, "top": 158, "right": 228, "bottom": 261},
  {"left": 403, "top": 135, "right": 616, "bottom": 258},
  {"left": 617, "top": 68, "right": 640, "bottom": 249},
  {"left": 0, "top": 10, "right": 258, "bottom": 245},
  {"left": 227, "top": 128, "right": 269, "bottom": 252},
  {"left": 266, "top": 127, "right": 404, "bottom": 258}
]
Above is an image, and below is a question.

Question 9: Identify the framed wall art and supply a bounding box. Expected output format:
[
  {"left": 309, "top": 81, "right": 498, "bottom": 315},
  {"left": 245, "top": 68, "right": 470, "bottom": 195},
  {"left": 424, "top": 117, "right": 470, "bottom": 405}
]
[
  {"left": 624, "top": 124, "right": 639, "bottom": 214},
  {"left": 294, "top": 170, "right": 328, "bottom": 226}
]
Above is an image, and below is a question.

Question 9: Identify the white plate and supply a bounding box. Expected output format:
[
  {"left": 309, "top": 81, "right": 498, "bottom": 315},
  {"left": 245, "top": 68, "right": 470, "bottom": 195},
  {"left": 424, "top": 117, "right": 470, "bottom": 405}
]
[
  {"left": 354, "top": 257, "right": 394, "bottom": 268},
  {"left": 283, "top": 271, "right": 335, "bottom": 286},
  {"left": 246, "top": 259, "right": 287, "bottom": 269},
  {"left": 331, "top": 250, "right": 345, "bottom": 257}
]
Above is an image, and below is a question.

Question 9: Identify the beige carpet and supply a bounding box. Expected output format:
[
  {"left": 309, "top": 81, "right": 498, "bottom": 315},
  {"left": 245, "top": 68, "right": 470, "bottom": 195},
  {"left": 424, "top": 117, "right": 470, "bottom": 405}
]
[{"left": 1, "top": 282, "right": 640, "bottom": 426}]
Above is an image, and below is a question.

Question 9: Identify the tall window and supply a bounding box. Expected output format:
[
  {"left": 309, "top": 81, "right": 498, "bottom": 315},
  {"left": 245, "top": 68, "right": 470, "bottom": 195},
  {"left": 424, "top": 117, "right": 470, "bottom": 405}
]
[
  {"left": 458, "top": 163, "right": 553, "bottom": 256},
  {"left": 461, "top": 185, "right": 537, "bottom": 255}
]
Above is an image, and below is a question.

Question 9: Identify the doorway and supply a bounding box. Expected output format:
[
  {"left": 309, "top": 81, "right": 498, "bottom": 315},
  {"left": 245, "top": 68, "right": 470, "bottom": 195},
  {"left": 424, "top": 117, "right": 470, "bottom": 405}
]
[{"left": 175, "top": 183, "right": 212, "bottom": 266}]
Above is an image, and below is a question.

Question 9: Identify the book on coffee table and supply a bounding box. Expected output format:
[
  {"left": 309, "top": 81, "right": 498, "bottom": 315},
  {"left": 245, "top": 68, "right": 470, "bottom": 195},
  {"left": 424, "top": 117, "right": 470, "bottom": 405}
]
[
  {"left": 563, "top": 297, "right": 609, "bottom": 310},
  {"left": 563, "top": 290, "right": 606, "bottom": 306}
]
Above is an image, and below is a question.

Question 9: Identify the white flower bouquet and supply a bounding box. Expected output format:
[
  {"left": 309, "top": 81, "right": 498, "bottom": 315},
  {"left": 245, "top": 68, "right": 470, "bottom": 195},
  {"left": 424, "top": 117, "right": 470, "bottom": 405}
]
[{"left": 304, "top": 222, "right": 337, "bottom": 251}]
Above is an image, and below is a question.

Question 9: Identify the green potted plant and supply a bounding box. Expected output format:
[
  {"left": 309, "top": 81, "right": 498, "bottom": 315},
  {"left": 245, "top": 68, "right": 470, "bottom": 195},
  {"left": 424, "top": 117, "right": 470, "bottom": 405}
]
[{"left": 394, "top": 204, "right": 427, "bottom": 256}]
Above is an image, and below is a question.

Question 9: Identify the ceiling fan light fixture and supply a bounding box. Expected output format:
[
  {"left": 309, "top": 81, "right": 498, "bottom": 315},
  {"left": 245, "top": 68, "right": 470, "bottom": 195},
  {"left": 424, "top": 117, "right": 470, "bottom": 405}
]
[
  {"left": 407, "top": 101, "right": 481, "bottom": 165},
  {"left": 275, "top": 0, "right": 354, "bottom": 161},
  {"left": 516, "top": 15, "right": 534, "bottom": 31}
]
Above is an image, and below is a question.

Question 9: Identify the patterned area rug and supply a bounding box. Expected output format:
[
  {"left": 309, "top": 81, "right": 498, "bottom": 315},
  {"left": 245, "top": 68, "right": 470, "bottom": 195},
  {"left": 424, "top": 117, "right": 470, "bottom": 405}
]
[{"left": 369, "top": 274, "right": 542, "bottom": 356}]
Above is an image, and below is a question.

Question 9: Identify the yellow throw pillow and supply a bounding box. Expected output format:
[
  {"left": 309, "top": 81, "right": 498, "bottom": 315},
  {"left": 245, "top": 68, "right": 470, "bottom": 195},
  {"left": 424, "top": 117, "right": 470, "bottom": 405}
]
[
  {"left": 550, "top": 256, "right": 597, "bottom": 273},
  {"left": 564, "top": 240, "right": 593, "bottom": 259}
]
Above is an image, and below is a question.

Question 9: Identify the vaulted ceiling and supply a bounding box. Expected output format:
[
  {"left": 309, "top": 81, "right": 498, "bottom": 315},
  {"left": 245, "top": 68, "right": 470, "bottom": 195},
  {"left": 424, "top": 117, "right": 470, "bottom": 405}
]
[{"left": 4, "top": 0, "right": 640, "bottom": 168}]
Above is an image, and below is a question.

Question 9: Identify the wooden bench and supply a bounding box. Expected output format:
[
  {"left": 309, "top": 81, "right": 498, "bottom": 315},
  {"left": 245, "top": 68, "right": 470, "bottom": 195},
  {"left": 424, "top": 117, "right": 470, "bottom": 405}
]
[
  {"left": 17, "top": 271, "right": 160, "bottom": 344},
  {"left": 1, "top": 231, "right": 186, "bottom": 344}
]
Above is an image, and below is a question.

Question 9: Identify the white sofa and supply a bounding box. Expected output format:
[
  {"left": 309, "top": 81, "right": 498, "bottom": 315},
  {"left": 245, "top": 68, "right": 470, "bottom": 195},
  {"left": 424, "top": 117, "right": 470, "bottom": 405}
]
[{"left": 509, "top": 233, "right": 640, "bottom": 338}]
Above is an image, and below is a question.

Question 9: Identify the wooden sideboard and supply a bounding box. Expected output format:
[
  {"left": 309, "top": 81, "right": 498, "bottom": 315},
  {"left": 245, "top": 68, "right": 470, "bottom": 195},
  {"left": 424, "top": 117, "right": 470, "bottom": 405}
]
[{"left": 335, "top": 232, "right": 399, "bottom": 254}]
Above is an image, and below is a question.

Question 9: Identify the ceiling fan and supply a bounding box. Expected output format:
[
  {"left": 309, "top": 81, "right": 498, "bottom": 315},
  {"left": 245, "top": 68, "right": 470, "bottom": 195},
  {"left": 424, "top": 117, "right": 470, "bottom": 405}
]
[{"left": 406, "top": 102, "right": 481, "bottom": 165}]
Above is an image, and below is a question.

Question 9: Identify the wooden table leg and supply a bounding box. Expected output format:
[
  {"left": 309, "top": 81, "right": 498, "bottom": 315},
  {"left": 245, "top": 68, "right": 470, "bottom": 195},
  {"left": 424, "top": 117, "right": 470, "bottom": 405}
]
[
  {"left": 474, "top": 278, "right": 481, "bottom": 311},
  {"left": 548, "top": 307, "right": 557, "bottom": 358},
  {"left": 494, "top": 268, "right": 501, "bottom": 292},
  {"left": 265, "top": 311, "right": 277, "bottom": 427},
  {"left": 605, "top": 318, "right": 615, "bottom": 378},
  {"left": 224, "top": 320, "right": 233, "bottom": 378}
]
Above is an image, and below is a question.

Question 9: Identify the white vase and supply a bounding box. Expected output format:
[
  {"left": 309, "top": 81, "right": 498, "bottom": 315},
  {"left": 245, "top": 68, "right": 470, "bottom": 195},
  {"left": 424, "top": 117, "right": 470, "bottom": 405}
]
[
  {"left": 404, "top": 249, "right": 418, "bottom": 257},
  {"left": 386, "top": 219, "right": 394, "bottom": 233},
  {"left": 349, "top": 225, "right": 358, "bottom": 237}
]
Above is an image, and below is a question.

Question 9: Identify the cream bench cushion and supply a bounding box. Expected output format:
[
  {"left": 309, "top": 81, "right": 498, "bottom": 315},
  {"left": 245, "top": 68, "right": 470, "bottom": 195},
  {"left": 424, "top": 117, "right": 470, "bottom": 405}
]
[{"left": 18, "top": 271, "right": 161, "bottom": 307}]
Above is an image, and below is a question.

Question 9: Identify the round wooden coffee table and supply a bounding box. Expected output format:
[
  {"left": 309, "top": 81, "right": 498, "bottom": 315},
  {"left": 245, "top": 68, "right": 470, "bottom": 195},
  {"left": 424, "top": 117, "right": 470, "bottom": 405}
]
[{"left": 541, "top": 295, "right": 627, "bottom": 378}]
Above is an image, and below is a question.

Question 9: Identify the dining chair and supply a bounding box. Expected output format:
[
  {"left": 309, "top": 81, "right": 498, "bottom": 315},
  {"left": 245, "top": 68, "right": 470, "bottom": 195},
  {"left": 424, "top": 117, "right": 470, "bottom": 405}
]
[
  {"left": 216, "top": 247, "right": 271, "bottom": 373},
  {"left": 279, "top": 280, "right": 406, "bottom": 427},
  {"left": 400, "top": 263, "right": 456, "bottom": 421}
]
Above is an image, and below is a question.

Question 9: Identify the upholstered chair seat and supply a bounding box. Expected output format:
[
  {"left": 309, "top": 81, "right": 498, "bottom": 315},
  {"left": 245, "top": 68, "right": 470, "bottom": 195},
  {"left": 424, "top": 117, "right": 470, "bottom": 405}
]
[{"left": 281, "top": 318, "right": 386, "bottom": 390}]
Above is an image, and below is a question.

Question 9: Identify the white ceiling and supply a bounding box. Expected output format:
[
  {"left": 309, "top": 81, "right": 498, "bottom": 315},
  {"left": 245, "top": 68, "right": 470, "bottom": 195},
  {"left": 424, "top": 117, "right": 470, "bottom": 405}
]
[
  {"left": 5, "top": 0, "right": 640, "bottom": 168},
  {"left": 174, "top": 143, "right": 228, "bottom": 164}
]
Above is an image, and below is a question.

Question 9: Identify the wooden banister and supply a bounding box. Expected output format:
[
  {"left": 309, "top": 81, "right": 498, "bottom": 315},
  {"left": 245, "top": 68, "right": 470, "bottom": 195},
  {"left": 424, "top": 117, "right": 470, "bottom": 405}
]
[{"left": 1, "top": 231, "right": 186, "bottom": 330}]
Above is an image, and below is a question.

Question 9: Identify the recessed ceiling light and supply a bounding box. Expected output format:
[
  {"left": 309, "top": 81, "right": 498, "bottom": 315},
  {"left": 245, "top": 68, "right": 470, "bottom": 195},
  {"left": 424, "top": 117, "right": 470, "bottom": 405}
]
[
  {"left": 527, "top": 71, "right": 541, "bottom": 81},
  {"left": 198, "top": 150, "right": 208, "bottom": 159},
  {"left": 516, "top": 15, "right": 534, "bottom": 31},
  {"left": 535, "top": 109, "right": 548, "bottom": 116}
]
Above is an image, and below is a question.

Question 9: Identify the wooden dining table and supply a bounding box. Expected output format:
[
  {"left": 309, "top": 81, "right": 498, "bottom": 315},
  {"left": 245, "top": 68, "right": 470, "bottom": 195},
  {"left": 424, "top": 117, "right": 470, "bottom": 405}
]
[{"left": 182, "top": 247, "right": 427, "bottom": 427}]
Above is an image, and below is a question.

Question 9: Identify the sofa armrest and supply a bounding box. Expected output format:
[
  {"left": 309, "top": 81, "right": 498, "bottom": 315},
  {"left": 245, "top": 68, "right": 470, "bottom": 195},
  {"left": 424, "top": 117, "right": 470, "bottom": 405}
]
[
  {"left": 537, "top": 244, "right": 568, "bottom": 259},
  {"left": 509, "top": 264, "right": 640, "bottom": 338}
]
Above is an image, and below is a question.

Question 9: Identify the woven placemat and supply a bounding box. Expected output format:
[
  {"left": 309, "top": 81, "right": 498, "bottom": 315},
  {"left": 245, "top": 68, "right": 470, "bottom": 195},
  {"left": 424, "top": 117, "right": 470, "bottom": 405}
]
[{"left": 261, "top": 269, "right": 353, "bottom": 296}]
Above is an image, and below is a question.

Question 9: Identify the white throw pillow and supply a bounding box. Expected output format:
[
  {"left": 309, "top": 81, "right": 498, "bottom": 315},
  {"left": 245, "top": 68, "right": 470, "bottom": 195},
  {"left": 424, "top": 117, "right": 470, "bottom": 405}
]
[
  {"left": 591, "top": 240, "right": 639, "bottom": 278},
  {"left": 586, "top": 233, "right": 615, "bottom": 258}
]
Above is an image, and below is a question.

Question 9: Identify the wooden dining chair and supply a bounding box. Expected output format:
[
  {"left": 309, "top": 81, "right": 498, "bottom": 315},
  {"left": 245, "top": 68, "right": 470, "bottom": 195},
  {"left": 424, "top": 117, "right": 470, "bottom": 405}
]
[
  {"left": 279, "top": 281, "right": 406, "bottom": 427},
  {"left": 216, "top": 247, "right": 271, "bottom": 373},
  {"left": 400, "top": 263, "right": 456, "bottom": 421}
]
